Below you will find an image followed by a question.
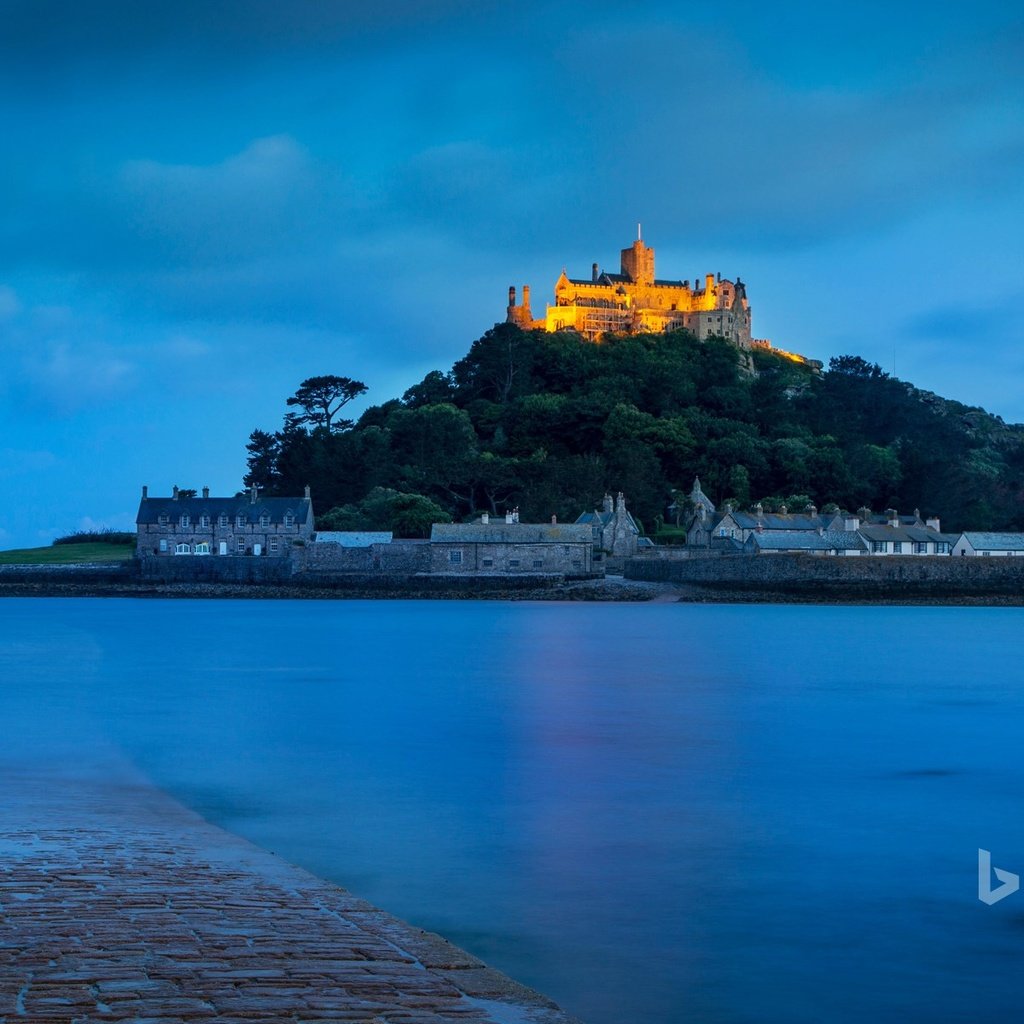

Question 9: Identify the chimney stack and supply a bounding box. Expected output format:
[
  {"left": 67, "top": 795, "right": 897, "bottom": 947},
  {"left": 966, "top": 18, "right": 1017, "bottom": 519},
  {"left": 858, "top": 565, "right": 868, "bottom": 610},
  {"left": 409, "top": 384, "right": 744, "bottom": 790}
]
[
  {"left": 202, "top": 486, "right": 209, "bottom": 499},
  {"left": 844, "top": 514, "right": 860, "bottom": 532},
  {"left": 513, "top": 507, "right": 520, "bottom": 524},
  {"left": 522, "top": 284, "right": 531, "bottom": 311},
  {"left": 508, "top": 285, "right": 516, "bottom": 308},
  {"left": 481, "top": 512, "right": 489, "bottom": 525},
  {"left": 551, "top": 514, "right": 557, "bottom": 524},
  {"left": 886, "top": 508, "right": 899, "bottom": 528},
  {"left": 592, "top": 262, "right": 599, "bottom": 282},
  {"left": 304, "top": 485, "right": 311, "bottom": 499},
  {"left": 172, "top": 485, "right": 179, "bottom": 501},
  {"left": 250, "top": 485, "right": 258, "bottom": 504},
  {"left": 926, "top": 516, "right": 941, "bottom": 532},
  {"left": 142, "top": 485, "right": 148, "bottom": 499},
  {"left": 616, "top": 492, "right": 626, "bottom": 514},
  {"left": 505, "top": 510, "right": 514, "bottom": 524},
  {"left": 602, "top": 493, "right": 614, "bottom": 514}
]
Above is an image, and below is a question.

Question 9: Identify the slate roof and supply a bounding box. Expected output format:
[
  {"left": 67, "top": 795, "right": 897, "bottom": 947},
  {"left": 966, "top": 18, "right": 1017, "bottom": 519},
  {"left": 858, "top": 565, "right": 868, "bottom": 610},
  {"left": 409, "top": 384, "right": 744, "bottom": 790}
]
[
  {"left": 137, "top": 496, "right": 311, "bottom": 526},
  {"left": 728, "top": 512, "right": 829, "bottom": 531},
  {"left": 858, "top": 524, "right": 947, "bottom": 544},
  {"left": 746, "top": 530, "right": 867, "bottom": 552},
  {"left": 431, "top": 523, "right": 592, "bottom": 544},
  {"left": 958, "top": 532, "right": 1024, "bottom": 551},
  {"left": 315, "top": 531, "right": 393, "bottom": 547}
]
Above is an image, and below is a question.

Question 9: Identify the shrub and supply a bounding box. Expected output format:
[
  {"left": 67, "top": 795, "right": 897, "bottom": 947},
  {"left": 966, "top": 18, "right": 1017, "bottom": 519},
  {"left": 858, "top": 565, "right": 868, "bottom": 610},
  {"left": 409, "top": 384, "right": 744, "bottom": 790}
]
[{"left": 53, "top": 530, "right": 136, "bottom": 547}]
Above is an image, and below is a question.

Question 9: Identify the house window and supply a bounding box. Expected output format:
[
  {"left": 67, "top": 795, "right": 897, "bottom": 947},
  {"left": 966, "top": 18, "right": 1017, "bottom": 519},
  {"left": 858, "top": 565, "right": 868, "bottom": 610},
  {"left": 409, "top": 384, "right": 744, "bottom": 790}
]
[
  {"left": 237, "top": 538, "right": 246, "bottom": 553},
  {"left": 449, "top": 550, "right": 463, "bottom": 564},
  {"left": 236, "top": 515, "right": 245, "bottom": 529},
  {"left": 159, "top": 539, "right": 167, "bottom": 552},
  {"left": 269, "top": 537, "right": 279, "bottom": 554},
  {"left": 481, "top": 558, "right": 493, "bottom": 568},
  {"left": 914, "top": 542, "right": 928, "bottom": 554},
  {"left": 194, "top": 542, "right": 210, "bottom": 555},
  {"left": 174, "top": 542, "right": 190, "bottom": 555},
  {"left": 284, "top": 513, "right": 294, "bottom": 528},
  {"left": 158, "top": 514, "right": 169, "bottom": 526},
  {"left": 936, "top": 543, "right": 949, "bottom": 554},
  {"left": 180, "top": 515, "right": 190, "bottom": 528},
  {"left": 893, "top": 542, "right": 904, "bottom": 554},
  {"left": 218, "top": 514, "right": 229, "bottom": 528},
  {"left": 533, "top": 559, "right": 543, "bottom": 569},
  {"left": 259, "top": 514, "right": 270, "bottom": 528},
  {"left": 572, "top": 560, "right": 582, "bottom": 569},
  {"left": 199, "top": 515, "right": 211, "bottom": 529},
  {"left": 509, "top": 559, "right": 520, "bottom": 568},
  {"left": 872, "top": 541, "right": 886, "bottom": 553}
]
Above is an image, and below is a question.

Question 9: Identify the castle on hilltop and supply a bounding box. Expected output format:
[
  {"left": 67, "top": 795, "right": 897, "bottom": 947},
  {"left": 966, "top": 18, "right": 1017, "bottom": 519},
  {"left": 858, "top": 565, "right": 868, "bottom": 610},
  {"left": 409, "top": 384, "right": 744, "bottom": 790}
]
[{"left": 507, "top": 230, "right": 753, "bottom": 348}]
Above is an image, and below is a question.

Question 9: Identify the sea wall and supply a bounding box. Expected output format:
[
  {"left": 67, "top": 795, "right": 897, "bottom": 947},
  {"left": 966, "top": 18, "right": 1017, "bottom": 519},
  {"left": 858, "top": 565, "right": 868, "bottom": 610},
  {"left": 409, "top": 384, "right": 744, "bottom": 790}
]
[{"left": 625, "top": 553, "right": 1024, "bottom": 595}]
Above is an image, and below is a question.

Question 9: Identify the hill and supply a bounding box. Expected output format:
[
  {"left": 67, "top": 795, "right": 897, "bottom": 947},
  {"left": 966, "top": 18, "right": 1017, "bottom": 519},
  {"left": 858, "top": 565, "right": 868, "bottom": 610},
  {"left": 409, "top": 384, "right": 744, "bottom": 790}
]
[{"left": 243, "top": 325, "right": 1024, "bottom": 535}]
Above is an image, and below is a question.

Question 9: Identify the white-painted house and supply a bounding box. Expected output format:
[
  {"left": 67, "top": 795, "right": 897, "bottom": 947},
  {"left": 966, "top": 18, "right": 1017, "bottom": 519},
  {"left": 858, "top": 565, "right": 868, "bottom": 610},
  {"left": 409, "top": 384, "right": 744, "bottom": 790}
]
[{"left": 951, "top": 533, "right": 1024, "bottom": 557}]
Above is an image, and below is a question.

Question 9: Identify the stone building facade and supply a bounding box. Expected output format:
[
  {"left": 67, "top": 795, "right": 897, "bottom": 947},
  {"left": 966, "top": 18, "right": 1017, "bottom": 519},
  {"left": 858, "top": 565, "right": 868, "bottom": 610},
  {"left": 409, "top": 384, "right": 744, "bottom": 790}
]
[
  {"left": 136, "top": 485, "right": 314, "bottom": 558},
  {"left": 575, "top": 493, "right": 642, "bottom": 559},
  {"left": 429, "top": 520, "right": 595, "bottom": 576}
]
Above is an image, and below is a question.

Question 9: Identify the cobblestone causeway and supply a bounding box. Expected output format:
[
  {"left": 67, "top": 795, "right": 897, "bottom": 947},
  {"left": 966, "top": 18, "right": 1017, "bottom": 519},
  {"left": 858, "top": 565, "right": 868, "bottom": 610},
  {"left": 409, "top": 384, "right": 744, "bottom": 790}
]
[{"left": 0, "top": 760, "right": 580, "bottom": 1024}]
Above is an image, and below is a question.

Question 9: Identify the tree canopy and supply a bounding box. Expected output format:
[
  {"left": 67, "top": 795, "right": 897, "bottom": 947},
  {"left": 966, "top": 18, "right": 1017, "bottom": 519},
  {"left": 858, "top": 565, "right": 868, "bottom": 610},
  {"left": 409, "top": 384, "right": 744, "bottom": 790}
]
[{"left": 243, "top": 327, "right": 1024, "bottom": 535}]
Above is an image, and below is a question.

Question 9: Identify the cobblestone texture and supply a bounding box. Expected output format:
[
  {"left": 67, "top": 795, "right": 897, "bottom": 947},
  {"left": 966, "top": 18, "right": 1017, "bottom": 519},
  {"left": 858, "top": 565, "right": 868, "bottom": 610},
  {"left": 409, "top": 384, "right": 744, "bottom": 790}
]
[{"left": 0, "top": 761, "right": 580, "bottom": 1024}]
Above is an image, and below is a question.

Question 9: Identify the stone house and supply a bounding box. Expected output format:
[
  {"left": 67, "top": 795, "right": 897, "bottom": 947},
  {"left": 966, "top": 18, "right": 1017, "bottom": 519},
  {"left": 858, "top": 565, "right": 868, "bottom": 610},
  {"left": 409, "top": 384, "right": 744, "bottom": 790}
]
[
  {"left": 429, "top": 518, "right": 596, "bottom": 576},
  {"left": 743, "top": 530, "right": 867, "bottom": 556},
  {"left": 951, "top": 532, "right": 1024, "bottom": 557},
  {"left": 136, "top": 485, "right": 314, "bottom": 557},
  {"left": 575, "top": 492, "right": 642, "bottom": 559}
]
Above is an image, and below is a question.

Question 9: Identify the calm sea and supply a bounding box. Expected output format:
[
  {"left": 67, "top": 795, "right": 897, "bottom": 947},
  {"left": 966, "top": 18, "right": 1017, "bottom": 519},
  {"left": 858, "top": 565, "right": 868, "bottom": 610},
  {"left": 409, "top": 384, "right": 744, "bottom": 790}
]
[{"left": 2, "top": 598, "right": 1023, "bottom": 1024}]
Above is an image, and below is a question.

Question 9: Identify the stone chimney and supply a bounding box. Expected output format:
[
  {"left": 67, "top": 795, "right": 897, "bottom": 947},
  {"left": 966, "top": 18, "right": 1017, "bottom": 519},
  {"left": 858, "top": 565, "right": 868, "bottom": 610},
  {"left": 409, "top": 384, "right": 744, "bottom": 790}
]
[
  {"left": 602, "top": 493, "right": 614, "bottom": 514},
  {"left": 172, "top": 485, "right": 179, "bottom": 501},
  {"left": 202, "top": 486, "right": 210, "bottom": 499},
  {"left": 250, "top": 485, "right": 258, "bottom": 504},
  {"left": 886, "top": 508, "right": 899, "bottom": 528},
  {"left": 754, "top": 502, "right": 763, "bottom": 517},
  {"left": 592, "top": 262, "right": 599, "bottom": 282},
  {"left": 926, "top": 516, "right": 941, "bottom": 532},
  {"left": 512, "top": 507, "right": 520, "bottom": 524},
  {"left": 505, "top": 510, "right": 514, "bottom": 524},
  {"left": 304, "top": 485, "right": 311, "bottom": 500},
  {"left": 615, "top": 492, "right": 626, "bottom": 514},
  {"left": 551, "top": 514, "right": 557, "bottom": 524},
  {"left": 724, "top": 501, "right": 734, "bottom": 514},
  {"left": 857, "top": 506, "right": 872, "bottom": 520},
  {"left": 844, "top": 514, "right": 860, "bottom": 532},
  {"left": 142, "top": 485, "right": 148, "bottom": 499},
  {"left": 805, "top": 503, "right": 817, "bottom": 517},
  {"left": 779, "top": 503, "right": 788, "bottom": 515},
  {"left": 481, "top": 512, "right": 489, "bottom": 525}
]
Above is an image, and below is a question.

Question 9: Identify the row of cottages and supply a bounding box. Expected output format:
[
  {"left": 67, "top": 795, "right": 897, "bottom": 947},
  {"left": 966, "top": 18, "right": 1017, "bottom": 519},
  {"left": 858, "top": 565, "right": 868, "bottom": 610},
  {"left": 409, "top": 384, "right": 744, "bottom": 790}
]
[
  {"left": 136, "top": 485, "right": 314, "bottom": 557},
  {"left": 685, "top": 478, "right": 956, "bottom": 556}
]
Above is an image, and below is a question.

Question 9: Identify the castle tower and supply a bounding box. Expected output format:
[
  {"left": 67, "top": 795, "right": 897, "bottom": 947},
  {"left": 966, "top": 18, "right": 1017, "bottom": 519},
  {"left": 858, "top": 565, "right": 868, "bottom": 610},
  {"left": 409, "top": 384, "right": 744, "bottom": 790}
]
[{"left": 620, "top": 236, "right": 655, "bottom": 286}]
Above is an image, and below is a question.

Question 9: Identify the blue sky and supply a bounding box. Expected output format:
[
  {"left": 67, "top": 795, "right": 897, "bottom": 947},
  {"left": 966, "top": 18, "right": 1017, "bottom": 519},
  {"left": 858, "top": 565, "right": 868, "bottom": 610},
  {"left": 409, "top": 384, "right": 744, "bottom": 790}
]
[{"left": 1, "top": 1, "right": 1022, "bottom": 547}]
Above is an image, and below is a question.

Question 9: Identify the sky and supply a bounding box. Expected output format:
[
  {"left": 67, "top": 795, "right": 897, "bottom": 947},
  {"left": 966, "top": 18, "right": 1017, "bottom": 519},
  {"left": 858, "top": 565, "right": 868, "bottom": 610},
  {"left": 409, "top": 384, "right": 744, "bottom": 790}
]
[{"left": 1, "top": 0, "right": 1022, "bottom": 547}]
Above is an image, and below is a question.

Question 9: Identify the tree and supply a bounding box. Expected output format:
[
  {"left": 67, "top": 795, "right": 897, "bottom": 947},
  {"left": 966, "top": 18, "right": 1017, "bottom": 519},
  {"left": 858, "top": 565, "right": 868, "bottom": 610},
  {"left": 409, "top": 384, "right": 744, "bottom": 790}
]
[
  {"left": 286, "top": 375, "right": 368, "bottom": 432},
  {"left": 244, "top": 429, "right": 280, "bottom": 490}
]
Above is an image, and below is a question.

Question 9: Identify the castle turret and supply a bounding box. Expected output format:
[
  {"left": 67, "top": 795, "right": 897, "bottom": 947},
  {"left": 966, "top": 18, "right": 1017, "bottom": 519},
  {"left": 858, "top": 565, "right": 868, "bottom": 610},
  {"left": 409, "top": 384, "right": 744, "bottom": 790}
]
[{"left": 620, "top": 238, "right": 655, "bottom": 285}]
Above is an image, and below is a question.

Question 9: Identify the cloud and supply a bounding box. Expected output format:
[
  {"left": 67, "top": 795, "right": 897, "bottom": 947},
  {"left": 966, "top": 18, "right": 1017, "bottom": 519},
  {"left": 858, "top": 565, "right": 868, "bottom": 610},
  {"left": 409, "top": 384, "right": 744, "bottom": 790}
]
[
  {"left": 23, "top": 342, "right": 136, "bottom": 414},
  {"left": 0, "top": 285, "right": 21, "bottom": 320}
]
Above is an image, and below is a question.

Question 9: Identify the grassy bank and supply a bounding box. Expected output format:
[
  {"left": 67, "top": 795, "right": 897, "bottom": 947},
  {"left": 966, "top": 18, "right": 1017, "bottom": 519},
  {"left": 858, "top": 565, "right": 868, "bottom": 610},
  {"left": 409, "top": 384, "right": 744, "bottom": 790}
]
[{"left": 0, "top": 543, "right": 135, "bottom": 565}]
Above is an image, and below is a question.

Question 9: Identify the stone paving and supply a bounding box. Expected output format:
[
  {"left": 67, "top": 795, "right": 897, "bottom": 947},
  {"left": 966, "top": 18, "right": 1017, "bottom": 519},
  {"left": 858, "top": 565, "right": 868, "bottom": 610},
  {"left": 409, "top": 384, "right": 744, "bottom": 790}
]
[{"left": 0, "top": 760, "right": 580, "bottom": 1024}]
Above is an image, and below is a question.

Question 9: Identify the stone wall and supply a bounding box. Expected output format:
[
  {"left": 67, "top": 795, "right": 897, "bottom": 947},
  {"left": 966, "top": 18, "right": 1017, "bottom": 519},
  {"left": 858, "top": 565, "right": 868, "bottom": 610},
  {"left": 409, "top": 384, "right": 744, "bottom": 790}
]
[
  {"left": 625, "top": 552, "right": 1024, "bottom": 595},
  {"left": 300, "top": 541, "right": 431, "bottom": 575},
  {"left": 138, "top": 556, "right": 296, "bottom": 583}
]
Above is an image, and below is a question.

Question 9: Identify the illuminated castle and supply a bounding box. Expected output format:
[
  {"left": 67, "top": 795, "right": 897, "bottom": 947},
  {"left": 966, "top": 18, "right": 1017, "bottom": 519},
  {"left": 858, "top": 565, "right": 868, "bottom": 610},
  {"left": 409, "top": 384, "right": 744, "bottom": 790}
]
[{"left": 507, "top": 230, "right": 753, "bottom": 349}]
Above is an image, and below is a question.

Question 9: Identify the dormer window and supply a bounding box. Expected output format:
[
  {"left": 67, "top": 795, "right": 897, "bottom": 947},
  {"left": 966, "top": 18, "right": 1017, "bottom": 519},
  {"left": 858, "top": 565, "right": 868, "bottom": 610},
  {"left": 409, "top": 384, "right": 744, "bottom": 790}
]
[
  {"left": 259, "top": 514, "right": 270, "bottom": 529},
  {"left": 218, "top": 515, "right": 229, "bottom": 528},
  {"left": 180, "top": 514, "right": 190, "bottom": 528},
  {"left": 199, "top": 515, "right": 211, "bottom": 529},
  {"left": 236, "top": 515, "right": 245, "bottom": 529},
  {"left": 158, "top": 514, "right": 169, "bottom": 527},
  {"left": 284, "top": 513, "right": 294, "bottom": 528}
]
